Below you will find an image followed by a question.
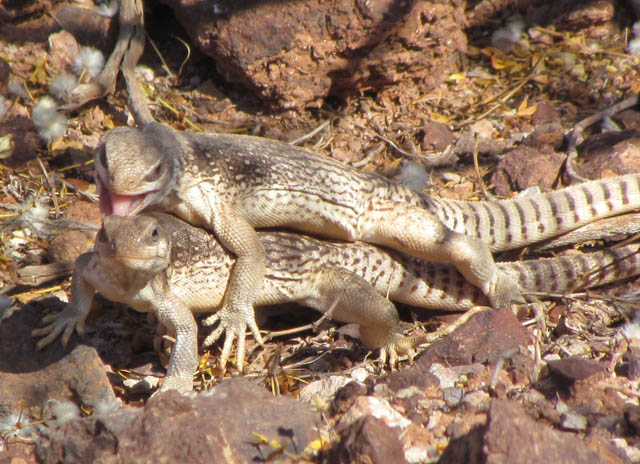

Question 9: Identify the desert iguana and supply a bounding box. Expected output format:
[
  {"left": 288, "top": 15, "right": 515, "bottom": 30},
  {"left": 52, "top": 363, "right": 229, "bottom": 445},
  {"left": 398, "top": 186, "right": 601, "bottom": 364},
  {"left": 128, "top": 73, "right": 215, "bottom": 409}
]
[
  {"left": 95, "top": 123, "right": 640, "bottom": 370},
  {"left": 34, "top": 212, "right": 640, "bottom": 392}
]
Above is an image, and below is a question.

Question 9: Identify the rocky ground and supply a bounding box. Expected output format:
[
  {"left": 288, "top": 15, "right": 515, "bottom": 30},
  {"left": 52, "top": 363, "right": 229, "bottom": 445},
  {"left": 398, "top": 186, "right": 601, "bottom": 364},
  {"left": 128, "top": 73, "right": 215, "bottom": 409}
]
[{"left": 1, "top": 0, "right": 640, "bottom": 462}]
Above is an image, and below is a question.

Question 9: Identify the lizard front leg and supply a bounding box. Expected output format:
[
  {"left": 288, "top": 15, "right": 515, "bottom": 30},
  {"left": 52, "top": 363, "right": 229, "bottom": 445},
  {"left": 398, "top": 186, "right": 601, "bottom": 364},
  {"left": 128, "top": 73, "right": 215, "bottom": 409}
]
[
  {"left": 33, "top": 253, "right": 96, "bottom": 348},
  {"left": 358, "top": 201, "right": 523, "bottom": 308},
  {"left": 197, "top": 201, "right": 267, "bottom": 373},
  {"left": 150, "top": 278, "right": 199, "bottom": 393}
]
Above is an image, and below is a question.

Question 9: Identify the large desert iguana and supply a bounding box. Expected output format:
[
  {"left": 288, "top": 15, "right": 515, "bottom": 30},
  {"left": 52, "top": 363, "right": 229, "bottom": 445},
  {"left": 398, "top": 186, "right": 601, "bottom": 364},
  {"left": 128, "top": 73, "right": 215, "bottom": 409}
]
[
  {"left": 95, "top": 122, "right": 640, "bottom": 370},
  {"left": 34, "top": 212, "right": 640, "bottom": 392}
]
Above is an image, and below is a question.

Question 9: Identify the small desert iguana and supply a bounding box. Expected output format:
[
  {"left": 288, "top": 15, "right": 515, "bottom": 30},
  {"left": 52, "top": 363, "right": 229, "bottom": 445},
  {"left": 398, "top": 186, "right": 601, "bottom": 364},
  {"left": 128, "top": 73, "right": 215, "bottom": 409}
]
[{"left": 34, "top": 213, "right": 640, "bottom": 392}]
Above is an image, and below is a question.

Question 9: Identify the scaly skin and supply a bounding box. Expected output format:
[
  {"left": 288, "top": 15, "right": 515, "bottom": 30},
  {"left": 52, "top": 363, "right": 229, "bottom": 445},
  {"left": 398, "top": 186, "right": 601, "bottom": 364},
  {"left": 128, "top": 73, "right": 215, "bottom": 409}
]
[
  {"left": 34, "top": 213, "right": 640, "bottom": 392},
  {"left": 95, "top": 123, "right": 640, "bottom": 370}
]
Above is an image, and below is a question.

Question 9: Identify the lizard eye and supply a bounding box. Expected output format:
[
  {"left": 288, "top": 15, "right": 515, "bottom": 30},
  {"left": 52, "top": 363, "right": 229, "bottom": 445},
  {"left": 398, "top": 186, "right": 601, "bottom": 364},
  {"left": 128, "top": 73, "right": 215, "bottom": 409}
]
[
  {"left": 144, "top": 163, "right": 164, "bottom": 182},
  {"left": 150, "top": 225, "right": 160, "bottom": 242}
]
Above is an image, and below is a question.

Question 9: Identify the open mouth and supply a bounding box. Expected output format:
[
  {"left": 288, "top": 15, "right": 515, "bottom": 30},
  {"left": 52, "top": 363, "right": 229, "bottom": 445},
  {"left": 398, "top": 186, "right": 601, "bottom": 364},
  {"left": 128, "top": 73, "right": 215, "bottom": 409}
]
[
  {"left": 97, "top": 176, "right": 149, "bottom": 217},
  {"left": 99, "top": 189, "right": 147, "bottom": 216}
]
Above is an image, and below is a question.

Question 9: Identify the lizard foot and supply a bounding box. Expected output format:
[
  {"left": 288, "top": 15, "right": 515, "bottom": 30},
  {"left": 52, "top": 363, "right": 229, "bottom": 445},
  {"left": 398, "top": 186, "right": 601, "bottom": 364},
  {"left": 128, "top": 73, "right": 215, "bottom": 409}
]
[
  {"left": 486, "top": 272, "right": 525, "bottom": 309},
  {"left": 201, "top": 304, "right": 264, "bottom": 373},
  {"left": 31, "top": 303, "right": 88, "bottom": 350},
  {"left": 377, "top": 333, "right": 420, "bottom": 369}
]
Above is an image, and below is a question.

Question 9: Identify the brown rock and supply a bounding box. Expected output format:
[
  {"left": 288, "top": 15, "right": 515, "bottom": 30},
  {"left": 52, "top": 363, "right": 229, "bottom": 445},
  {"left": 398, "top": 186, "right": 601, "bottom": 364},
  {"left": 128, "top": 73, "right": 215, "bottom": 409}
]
[
  {"left": 614, "top": 109, "right": 640, "bottom": 130},
  {"left": 523, "top": 122, "right": 565, "bottom": 150},
  {"left": 547, "top": 356, "right": 606, "bottom": 382},
  {"left": 532, "top": 102, "right": 561, "bottom": 125},
  {"left": 53, "top": 4, "right": 115, "bottom": 50},
  {"left": 327, "top": 415, "right": 408, "bottom": 464},
  {"left": 421, "top": 120, "right": 456, "bottom": 152},
  {"left": 37, "top": 379, "right": 320, "bottom": 463},
  {"left": 0, "top": 117, "right": 41, "bottom": 167},
  {"left": 161, "top": 0, "right": 467, "bottom": 108},
  {"left": 440, "top": 399, "right": 615, "bottom": 464},
  {"left": 492, "top": 146, "right": 565, "bottom": 196},
  {"left": 575, "top": 129, "right": 640, "bottom": 179},
  {"left": 332, "top": 381, "right": 368, "bottom": 415},
  {"left": 48, "top": 200, "right": 101, "bottom": 262},
  {"left": 415, "top": 308, "right": 530, "bottom": 369},
  {"left": 48, "top": 230, "right": 93, "bottom": 262},
  {"left": 0, "top": 302, "right": 118, "bottom": 419},
  {"left": 47, "top": 30, "right": 80, "bottom": 71}
]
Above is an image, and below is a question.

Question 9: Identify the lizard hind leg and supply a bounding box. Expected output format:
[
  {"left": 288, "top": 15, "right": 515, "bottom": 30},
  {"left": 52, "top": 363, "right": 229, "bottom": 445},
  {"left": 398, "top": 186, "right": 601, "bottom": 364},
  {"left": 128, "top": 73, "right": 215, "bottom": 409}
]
[
  {"left": 304, "top": 267, "right": 412, "bottom": 367},
  {"left": 357, "top": 201, "right": 524, "bottom": 308}
]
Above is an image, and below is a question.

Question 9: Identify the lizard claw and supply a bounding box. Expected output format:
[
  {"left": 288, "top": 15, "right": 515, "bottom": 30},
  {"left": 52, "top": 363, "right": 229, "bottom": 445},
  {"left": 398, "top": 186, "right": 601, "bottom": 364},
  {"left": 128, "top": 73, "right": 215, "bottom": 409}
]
[
  {"left": 32, "top": 304, "right": 87, "bottom": 350},
  {"left": 201, "top": 304, "right": 264, "bottom": 372},
  {"left": 377, "top": 333, "right": 417, "bottom": 369}
]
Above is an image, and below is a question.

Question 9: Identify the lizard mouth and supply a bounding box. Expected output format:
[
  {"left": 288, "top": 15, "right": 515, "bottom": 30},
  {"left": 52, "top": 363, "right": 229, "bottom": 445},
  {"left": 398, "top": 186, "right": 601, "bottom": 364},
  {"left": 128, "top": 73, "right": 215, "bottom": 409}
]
[
  {"left": 99, "top": 188, "right": 148, "bottom": 216},
  {"left": 97, "top": 174, "right": 149, "bottom": 217}
]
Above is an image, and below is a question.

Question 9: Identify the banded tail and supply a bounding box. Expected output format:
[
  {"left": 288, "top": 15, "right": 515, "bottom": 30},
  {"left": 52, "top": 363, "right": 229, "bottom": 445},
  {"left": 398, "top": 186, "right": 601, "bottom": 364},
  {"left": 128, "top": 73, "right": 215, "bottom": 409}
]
[{"left": 426, "top": 174, "right": 640, "bottom": 252}]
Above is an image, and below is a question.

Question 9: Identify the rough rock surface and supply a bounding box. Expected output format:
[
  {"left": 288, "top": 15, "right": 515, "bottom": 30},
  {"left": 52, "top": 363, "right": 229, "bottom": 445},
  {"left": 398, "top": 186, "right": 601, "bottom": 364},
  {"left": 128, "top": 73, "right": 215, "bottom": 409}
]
[
  {"left": 160, "top": 0, "right": 468, "bottom": 109},
  {"left": 37, "top": 379, "right": 320, "bottom": 463}
]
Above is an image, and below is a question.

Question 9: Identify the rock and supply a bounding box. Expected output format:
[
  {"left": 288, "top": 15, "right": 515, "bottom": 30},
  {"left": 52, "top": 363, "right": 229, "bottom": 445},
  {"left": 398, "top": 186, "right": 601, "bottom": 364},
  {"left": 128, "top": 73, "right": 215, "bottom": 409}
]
[
  {"left": 48, "top": 30, "right": 80, "bottom": 71},
  {"left": 0, "top": 303, "right": 118, "bottom": 421},
  {"left": 48, "top": 200, "right": 101, "bottom": 262},
  {"left": 547, "top": 356, "right": 606, "bottom": 383},
  {"left": 492, "top": 146, "right": 566, "bottom": 196},
  {"left": 161, "top": 0, "right": 467, "bottom": 108},
  {"left": 37, "top": 378, "right": 320, "bottom": 463},
  {"left": 531, "top": 102, "right": 561, "bottom": 125},
  {"left": 575, "top": 129, "right": 640, "bottom": 179},
  {"left": 0, "top": 117, "right": 41, "bottom": 166},
  {"left": 298, "top": 375, "right": 352, "bottom": 404},
  {"left": 440, "top": 399, "right": 618, "bottom": 463},
  {"left": 332, "top": 381, "right": 369, "bottom": 415},
  {"left": 421, "top": 120, "right": 456, "bottom": 152},
  {"left": 327, "top": 415, "right": 408, "bottom": 464},
  {"left": 338, "top": 396, "right": 411, "bottom": 432},
  {"left": 414, "top": 308, "right": 530, "bottom": 368}
]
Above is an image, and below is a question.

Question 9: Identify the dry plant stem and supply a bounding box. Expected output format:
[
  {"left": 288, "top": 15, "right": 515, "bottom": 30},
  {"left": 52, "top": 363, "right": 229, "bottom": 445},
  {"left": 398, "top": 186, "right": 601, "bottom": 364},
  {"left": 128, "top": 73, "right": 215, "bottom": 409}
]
[
  {"left": 17, "top": 261, "right": 75, "bottom": 286},
  {"left": 63, "top": 0, "right": 152, "bottom": 123},
  {"left": 121, "top": 2, "right": 154, "bottom": 125},
  {"left": 531, "top": 212, "right": 640, "bottom": 251},
  {"left": 564, "top": 94, "right": 639, "bottom": 182}
]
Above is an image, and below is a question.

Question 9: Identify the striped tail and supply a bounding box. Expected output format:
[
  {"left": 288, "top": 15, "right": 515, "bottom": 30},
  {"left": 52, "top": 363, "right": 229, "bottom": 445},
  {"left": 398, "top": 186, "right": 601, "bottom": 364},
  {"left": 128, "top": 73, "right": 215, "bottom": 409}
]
[{"left": 425, "top": 174, "right": 640, "bottom": 251}]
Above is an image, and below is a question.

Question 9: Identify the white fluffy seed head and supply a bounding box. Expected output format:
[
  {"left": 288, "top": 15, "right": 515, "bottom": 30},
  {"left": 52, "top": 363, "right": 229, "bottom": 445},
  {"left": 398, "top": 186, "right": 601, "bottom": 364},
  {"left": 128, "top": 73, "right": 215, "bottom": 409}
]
[
  {"left": 400, "top": 162, "right": 430, "bottom": 192},
  {"left": 621, "top": 312, "right": 640, "bottom": 340},
  {"left": 72, "top": 46, "right": 105, "bottom": 78},
  {"left": 50, "top": 401, "right": 81, "bottom": 426},
  {"left": 628, "top": 37, "right": 640, "bottom": 56},
  {"left": 49, "top": 72, "right": 78, "bottom": 101},
  {"left": 37, "top": 112, "right": 68, "bottom": 143},
  {"left": 93, "top": 397, "right": 121, "bottom": 416},
  {"left": 31, "top": 96, "right": 59, "bottom": 128}
]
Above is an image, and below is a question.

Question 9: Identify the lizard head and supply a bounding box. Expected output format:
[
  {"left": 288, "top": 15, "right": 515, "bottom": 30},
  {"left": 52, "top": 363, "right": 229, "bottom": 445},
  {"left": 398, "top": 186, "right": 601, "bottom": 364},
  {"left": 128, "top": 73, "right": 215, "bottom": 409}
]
[
  {"left": 95, "top": 123, "right": 184, "bottom": 217},
  {"left": 96, "top": 214, "right": 172, "bottom": 276}
]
